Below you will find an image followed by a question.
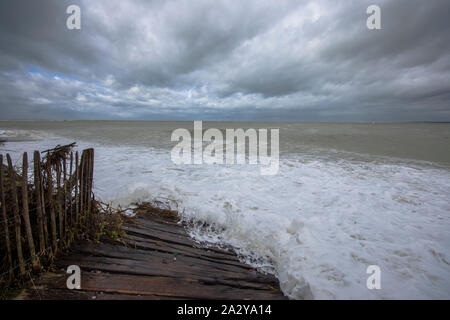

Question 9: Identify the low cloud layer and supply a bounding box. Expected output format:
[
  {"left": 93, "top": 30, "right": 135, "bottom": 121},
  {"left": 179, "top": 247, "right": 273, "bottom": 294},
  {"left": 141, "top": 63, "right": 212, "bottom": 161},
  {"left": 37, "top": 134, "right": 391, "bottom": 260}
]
[{"left": 1, "top": 0, "right": 449, "bottom": 121}]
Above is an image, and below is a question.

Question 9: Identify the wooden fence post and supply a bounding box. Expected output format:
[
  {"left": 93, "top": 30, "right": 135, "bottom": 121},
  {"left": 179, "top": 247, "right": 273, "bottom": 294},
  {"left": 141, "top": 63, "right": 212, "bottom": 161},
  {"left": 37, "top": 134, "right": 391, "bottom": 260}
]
[
  {"left": 75, "top": 151, "right": 79, "bottom": 225},
  {"left": 46, "top": 161, "right": 58, "bottom": 253},
  {"left": 63, "top": 155, "right": 68, "bottom": 245},
  {"left": 56, "top": 161, "right": 63, "bottom": 242},
  {"left": 68, "top": 152, "right": 73, "bottom": 243},
  {"left": 79, "top": 152, "right": 85, "bottom": 218},
  {"left": 69, "top": 152, "right": 73, "bottom": 223},
  {"left": 33, "top": 151, "right": 45, "bottom": 253},
  {"left": 0, "top": 155, "right": 13, "bottom": 279},
  {"left": 86, "top": 150, "right": 92, "bottom": 219},
  {"left": 40, "top": 159, "right": 49, "bottom": 249},
  {"left": 21, "top": 152, "right": 38, "bottom": 268},
  {"left": 6, "top": 154, "right": 25, "bottom": 275},
  {"left": 89, "top": 149, "right": 94, "bottom": 213}
]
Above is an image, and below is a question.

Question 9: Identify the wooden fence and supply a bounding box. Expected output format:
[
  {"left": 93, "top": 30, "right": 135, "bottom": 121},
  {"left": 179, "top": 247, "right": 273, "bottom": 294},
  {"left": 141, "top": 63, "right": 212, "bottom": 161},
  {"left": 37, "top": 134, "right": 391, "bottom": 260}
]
[{"left": 0, "top": 145, "right": 95, "bottom": 283}]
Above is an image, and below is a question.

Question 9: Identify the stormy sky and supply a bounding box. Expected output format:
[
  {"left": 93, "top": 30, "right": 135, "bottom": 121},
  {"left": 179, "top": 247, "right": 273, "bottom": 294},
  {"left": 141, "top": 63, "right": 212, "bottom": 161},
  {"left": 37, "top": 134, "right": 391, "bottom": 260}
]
[{"left": 0, "top": 0, "right": 449, "bottom": 121}]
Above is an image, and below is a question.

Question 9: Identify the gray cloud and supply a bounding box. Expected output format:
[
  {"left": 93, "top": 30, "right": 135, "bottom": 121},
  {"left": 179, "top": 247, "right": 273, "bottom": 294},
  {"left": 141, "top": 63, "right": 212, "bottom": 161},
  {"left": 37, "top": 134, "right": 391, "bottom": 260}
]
[{"left": 0, "top": 0, "right": 449, "bottom": 121}]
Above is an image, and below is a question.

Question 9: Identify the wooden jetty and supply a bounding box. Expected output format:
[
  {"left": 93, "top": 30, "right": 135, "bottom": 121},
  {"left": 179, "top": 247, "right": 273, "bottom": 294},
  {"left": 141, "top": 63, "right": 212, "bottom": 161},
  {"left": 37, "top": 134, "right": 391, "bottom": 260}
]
[{"left": 17, "top": 208, "right": 286, "bottom": 300}]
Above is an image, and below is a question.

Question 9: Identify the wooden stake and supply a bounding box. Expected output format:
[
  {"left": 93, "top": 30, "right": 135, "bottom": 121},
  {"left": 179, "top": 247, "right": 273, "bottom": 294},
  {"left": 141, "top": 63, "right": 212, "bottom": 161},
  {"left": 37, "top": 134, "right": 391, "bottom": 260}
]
[
  {"left": 63, "top": 155, "right": 68, "bottom": 244},
  {"left": 21, "top": 152, "right": 38, "bottom": 268},
  {"left": 56, "top": 161, "right": 63, "bottom": 241},
  {"left": 69, "top": 152, "right": 73, "bottom": 227},
  {"left": 33, "top": 151, "right": 45, "bottom": 253},
  {"left": 40, "top": 159, "right": 49, "bottom": 249},
  {"left": 46, "top": 161, "right": 58, "bottom": 253},
  {"left": 86, "top": 150, "right": 93, "bottom": 217},
  {"left": 6, "top": 154, "right": 25, "bottom": 275},
  {"left": 79, "top": 152, "right": 85, "bottom": 216},
  {"left": 0, "top": 155, "right": 13, "bottom": 279},
  {"left": 68, "top": 152, "right": 73, "bottom": 243},
  {"left": 75, "top": 151, "right": 79, "bottom": 225},
  {"left": 90, "top": 149, "right": 94, "bottom": 208}
]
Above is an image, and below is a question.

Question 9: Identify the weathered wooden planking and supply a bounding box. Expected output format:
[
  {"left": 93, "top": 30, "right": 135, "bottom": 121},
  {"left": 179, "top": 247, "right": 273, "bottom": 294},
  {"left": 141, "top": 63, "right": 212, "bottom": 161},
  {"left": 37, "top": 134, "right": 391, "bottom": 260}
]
[
  {"left": 26, "top": 271, "right": 283, "bottom": 300},
  {"left": 19, "top": 212, "right": 286, "bottom": 300},
  {"left": 124, "top": 235, "right": 250, "bottom": 268},
  {"left": 132, "top": 217, "right": 240, "bottom": 257},
  {"left": 55, "top": 253, "right": 275, "bottom": 290},
  {"left": 127, "top": 220, "right": 240, "bottom": 259},
  {"left": 60, "top": 244, "right": 273, "bottom": 284}
]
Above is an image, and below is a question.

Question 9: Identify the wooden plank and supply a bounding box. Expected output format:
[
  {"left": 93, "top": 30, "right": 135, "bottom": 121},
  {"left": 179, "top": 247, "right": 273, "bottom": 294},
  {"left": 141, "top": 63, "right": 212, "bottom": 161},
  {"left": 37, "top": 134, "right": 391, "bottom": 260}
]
[
  {"left": 70, "top": 242, "right": 259, "bottom": 277},
  {"left": 133, "top": 218, "right": 240, "bottom": 258},
  {"left": 33, "top": 151, "right": 45, "bottom": 253},
  {"left": 17, "top": 274, "right": 184, "bottom": 300},
  {"left": 55, "top": 255, "right": 275, "bottom": 291},
  {"left": 21, "top": 152, "right": 38, "bottom": 268},
  {"left": 34, "top": 271, "right": 284, "bottom": 300},
  {"left": 7, "top": 153, "right": 25, "bottom": 275},
  {"left": 0, "top": 154, "right": 13, "bottom": 279},
  {"left": 79, "top": 273, "right": 284, "bottom": 299},
  {"left": 134, "top": 218, "right": 192, "bottom": 237},
  {"left": 124, "top": 235, "right": 251, "bottom": 269},
  {"left": 123, "top": 223, "right": 204, "bottom": 248},
  {"left": 124, "top": 220, "right": 246, "bottom": 263},
  {"left": 56, "top": 240, "right": 277, "bottom": 287},
  {"left": 18, "top": 288, "right": 179, "bottom": 300}
]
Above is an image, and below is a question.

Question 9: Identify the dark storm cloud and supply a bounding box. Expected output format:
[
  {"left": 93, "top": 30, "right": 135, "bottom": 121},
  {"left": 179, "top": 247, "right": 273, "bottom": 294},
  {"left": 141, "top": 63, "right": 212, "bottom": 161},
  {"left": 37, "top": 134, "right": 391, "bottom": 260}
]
[{"left": 0, "top": 0, "right": 449, "bottom": 121}]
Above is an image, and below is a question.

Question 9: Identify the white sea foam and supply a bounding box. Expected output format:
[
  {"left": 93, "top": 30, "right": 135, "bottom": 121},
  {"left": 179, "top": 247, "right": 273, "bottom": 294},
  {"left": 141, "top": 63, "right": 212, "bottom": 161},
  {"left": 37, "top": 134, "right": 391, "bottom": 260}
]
[{"left": 1, "top": 129, "right": 449, "bottom": 299}]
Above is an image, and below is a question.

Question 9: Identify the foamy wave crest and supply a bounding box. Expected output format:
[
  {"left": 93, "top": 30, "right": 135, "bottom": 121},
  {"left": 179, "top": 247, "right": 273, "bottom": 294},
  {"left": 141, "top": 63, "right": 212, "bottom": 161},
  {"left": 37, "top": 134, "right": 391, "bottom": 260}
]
[{"left": 87, "top": 144, "right": 450, "bottom": 299}]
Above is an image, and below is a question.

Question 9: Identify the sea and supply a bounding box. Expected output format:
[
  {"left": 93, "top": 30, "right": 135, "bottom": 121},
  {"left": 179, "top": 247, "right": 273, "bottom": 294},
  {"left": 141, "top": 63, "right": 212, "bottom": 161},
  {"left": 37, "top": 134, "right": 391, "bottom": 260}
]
[{"left": 1, "top": 120, "right": 449, "bottom": 299}]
